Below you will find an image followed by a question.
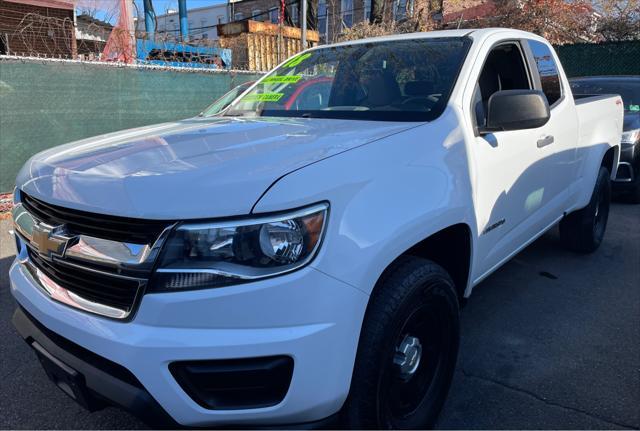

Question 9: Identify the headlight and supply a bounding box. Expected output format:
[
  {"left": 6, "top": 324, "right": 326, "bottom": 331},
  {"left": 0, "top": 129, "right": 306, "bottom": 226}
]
[
  {"left": 151, "top": 203, "right": 328, "bottom": 291},
  {"left": 621, "top": 129, "right": 640, "bottom": 144}
]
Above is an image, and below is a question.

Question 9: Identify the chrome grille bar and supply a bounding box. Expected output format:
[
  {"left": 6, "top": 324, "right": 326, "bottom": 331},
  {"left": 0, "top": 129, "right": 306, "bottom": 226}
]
[{"left": 12, "top": 191, "right": 174, "bottom": 319}]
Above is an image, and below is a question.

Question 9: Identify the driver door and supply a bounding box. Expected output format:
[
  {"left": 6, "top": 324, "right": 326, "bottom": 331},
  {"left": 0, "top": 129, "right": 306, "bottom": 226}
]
[{"left": 471, "top": 41, "right": 562, "bottom": 281}]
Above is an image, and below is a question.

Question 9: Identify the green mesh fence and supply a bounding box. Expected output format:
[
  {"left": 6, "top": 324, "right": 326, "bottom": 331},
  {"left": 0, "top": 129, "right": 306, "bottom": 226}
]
[
  {"left": 2, "top": 42, "right": 639, "bottom": 191},
  {"left": 0, "top": 59, "right": 262, "bottom": 191},
  {"left": 554, "top": 40, "right": 640, "bottom": 78}
]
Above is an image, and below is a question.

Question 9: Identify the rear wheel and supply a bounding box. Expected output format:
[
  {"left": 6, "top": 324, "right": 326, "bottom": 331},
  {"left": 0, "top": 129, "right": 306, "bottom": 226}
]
[
  {"left": 343, "top": 256, "right": 460, "bottom": 429},
  {"left": 559, "top": 166, "right": 611, "bottom": 253}
]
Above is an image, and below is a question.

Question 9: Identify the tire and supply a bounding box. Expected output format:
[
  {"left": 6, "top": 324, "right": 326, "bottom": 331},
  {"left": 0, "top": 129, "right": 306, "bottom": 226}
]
[
  {"left": 559, "top": 166, "right": 611, "bottom": 253},
  {"left": 343, "top": 256, "right": 460, "bottom": 429}
]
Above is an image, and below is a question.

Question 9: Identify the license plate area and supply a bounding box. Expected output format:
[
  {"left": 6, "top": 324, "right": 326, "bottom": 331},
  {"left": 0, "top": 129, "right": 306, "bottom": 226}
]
[{"left": 31, "top": 341, "right": 98, "bottom": 411}]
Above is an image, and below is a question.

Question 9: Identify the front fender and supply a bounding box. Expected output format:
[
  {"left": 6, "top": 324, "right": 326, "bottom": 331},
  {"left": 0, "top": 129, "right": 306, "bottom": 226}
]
[{"left": 252, "top": 111, "right": 477, "bottom": 295}]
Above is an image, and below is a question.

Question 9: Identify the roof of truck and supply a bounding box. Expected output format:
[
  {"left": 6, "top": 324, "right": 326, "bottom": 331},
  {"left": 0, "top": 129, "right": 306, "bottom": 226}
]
[{"left": 315, "top": 28, "right": 540, "bottom": 50}]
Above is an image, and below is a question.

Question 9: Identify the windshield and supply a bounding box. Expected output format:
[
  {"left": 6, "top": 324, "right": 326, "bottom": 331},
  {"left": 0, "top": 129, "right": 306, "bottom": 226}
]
[
  {"left": 201, "top": 81, "right": 254, "bottom": 116},
  {"left": 570, "top": 80, "right": 640, "bottom": 112},
  {"left": 225, "top": 37, "right": 471, "bottom": 122}
]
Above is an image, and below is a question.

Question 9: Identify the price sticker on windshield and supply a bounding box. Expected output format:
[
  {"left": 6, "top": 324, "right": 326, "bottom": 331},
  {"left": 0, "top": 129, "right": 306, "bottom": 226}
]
[
  {"left": 242, "top": 93, "right": 284, "bottom": 102},
  {"left": 263, "top": 75, "right": 302, "bottom": 84},
  {"left": 282, "top": 53, "right": 312, "bottom": 68}
]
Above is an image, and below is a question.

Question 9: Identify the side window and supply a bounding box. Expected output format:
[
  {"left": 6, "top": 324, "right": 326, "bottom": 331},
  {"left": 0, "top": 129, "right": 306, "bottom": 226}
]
[
  {"left": 473, "top": 43, "right": 531, "bottom": 129},
  {"left": 528, "top": 40, "right": 562, "bottom": 106}
]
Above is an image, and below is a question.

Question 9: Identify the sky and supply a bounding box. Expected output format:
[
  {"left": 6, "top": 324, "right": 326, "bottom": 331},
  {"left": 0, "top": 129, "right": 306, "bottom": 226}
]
[
  {"left": 91, "top": 0, "right": 227, "bottom": 23},
  {"left": 135, "top": 0, "right": 226, "bottom": 16}
]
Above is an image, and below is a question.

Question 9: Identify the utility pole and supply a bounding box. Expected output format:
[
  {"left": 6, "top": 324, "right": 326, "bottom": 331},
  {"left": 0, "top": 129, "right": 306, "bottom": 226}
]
[
  {"left": 301, "top": 0, "right": 307, "bottom": 49},
  {"left": 279, "top": 0, "right": 285, "bottom": 62},
  {"left": 125, "top": 0, "right": 137, "bottom": 61},
  {"left": 178, "top": 0, "right": 189, "bottom": 42},
  {"left": 143, "top": 0, "right": 156, "bottom": 40},
  {"left": 71, "top": 4, "right": 78, "bottom": 58}
]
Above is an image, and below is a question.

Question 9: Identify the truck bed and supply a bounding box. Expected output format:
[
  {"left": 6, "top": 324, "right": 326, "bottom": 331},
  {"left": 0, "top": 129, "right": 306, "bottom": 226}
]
[
  {"left": 574, "top": 93, "right": 624, "bottom": 182},
  {"left": 573, "top": 93, "right": 622, "bottom": 104}
]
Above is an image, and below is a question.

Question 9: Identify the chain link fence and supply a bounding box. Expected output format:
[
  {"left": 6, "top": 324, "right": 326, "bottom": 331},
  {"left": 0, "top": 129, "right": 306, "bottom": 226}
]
[
  {"left": 0, "top": 3, "right": 236, "bottom": 68},
  {"left": 0, "top": 56, "right": 262, "bottom": 191},
  {"left": 554, "top": 40, "right": 640, "bottom": 78}
]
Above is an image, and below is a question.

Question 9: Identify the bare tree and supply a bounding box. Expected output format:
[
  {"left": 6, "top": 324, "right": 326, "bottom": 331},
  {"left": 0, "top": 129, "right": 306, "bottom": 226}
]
[
  {"left": 593, "top": 0, "right": 640, "bottom": 41},
  {"left": 342, "top": 0, "right": 637, "bottom": 45},
  {"left": 476, "top": 0, "right": 596, "bottom": 44},
  {"left": 370, "top": 0, "right": 385, "bottom": 23},
  {"left": 349, "top": 0, "right": 462, "bottom": 40}
]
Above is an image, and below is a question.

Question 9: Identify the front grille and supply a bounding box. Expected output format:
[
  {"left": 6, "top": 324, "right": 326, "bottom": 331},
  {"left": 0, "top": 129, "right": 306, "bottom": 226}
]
[
  {"left": 21, "top": 192, "right": 170, "bottom": 244},
  {"left": 16, "top": 192, "right": 172, "bottom": 317},
  {"left": 27, "top": 246, "right": 143, "bottom": 312}
]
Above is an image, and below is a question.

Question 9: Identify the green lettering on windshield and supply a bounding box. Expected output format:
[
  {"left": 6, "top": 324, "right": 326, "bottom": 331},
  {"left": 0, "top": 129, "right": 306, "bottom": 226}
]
[
  {"left": 242, "top": 93, "right": 284, "bottom": 102},
  {"left": 630, "top": 104, "right": 640, "bottom": 112},
  {"left": 262, "top": 75, "right": 302, "bottom": 84},
  {"left": 282, "top": 53, "right": 312, "bottom": 68}
]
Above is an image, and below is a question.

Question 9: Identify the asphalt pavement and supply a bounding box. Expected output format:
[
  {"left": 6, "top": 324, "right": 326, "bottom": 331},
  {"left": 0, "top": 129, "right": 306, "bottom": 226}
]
[{"left": 0, "top": 203, "right": 638, "bottom": 429}]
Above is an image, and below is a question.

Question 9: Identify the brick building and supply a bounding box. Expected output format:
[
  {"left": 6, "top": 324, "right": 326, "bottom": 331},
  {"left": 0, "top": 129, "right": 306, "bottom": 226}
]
[
  {"left": 226, "top": 0, "right": 382, "bottom": 43},
  {"left": 227, "top": 0, "right": 374, "bottom": 43},
  {"left": 134, "top": 3, "right": 229, "bottom": 41},
  {"left": 0, "top": 0, "right": 76, "bottom": 57},
  {"left": 441, "top": 0, "right": 495, "bottom": 28},
  {"left": 227, "top": 0, "right": 490, "bottom": 43},
  {"left": 75, "top": 13, "right": 111, "bottom": 58}
]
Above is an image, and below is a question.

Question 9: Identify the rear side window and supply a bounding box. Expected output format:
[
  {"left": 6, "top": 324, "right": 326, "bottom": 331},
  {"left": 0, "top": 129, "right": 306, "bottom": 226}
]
[{"left": 528, "top": 40, "right": 562, "bottom": 106}]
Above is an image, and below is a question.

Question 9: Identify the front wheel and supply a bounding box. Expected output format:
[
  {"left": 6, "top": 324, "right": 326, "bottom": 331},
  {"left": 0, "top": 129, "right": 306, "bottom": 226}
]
[
  {"left": 343, "top": 257, "right": 460, "bottom": 429},
  {"left": 559, "top": 166, "right": 611, "bottom": 253}
]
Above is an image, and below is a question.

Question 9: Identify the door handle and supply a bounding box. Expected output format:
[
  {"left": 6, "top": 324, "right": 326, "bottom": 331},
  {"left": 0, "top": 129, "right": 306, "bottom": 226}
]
[{"left": 537, "top": 135, "right": 554, "bottom": 148}]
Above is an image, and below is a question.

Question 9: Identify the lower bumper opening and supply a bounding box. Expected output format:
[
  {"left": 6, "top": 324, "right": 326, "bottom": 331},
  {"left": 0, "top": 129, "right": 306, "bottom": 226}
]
[
  {"left": 615, "top": 162, "right": 635, "bottom": 182},
  {"left": 170, "top": 356, "right": 294, "bottom": 410}
]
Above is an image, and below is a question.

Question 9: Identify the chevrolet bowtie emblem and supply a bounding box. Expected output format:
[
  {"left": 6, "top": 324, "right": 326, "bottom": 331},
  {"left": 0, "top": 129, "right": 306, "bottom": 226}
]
[{"left": 31, "top": 223, "right": 73, "bottom": 259}]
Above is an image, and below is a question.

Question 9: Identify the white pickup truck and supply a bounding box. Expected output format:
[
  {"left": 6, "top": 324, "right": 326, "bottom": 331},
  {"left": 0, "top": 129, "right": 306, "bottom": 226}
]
[{"left": 10, "top": 29, "right": 623, "bottom": 428}]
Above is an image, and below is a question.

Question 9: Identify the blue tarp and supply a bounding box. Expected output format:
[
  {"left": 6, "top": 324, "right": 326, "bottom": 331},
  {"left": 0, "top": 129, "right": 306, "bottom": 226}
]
[{"left": 136, "top": 39, "right": 232, "bottom": 70}]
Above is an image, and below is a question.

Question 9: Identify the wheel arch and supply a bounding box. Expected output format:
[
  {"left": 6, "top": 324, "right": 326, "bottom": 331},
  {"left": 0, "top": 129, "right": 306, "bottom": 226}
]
[
  {"left": 574, "top": 143, "right": 620, "bottom": 210},
  {"left": 372, "top": 223, "right": 473, "bottom": 303},
  {"left": 601, "top": 145, "right": 618, "bottom": 178}
]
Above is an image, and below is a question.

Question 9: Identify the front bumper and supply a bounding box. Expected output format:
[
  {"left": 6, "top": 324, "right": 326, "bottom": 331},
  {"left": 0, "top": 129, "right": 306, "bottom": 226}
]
[
  {"left": 613, "top": 142, "right": 639, "bottom": 186},
  {"left": 12, "top": 306, "right": 179, "bottom": 427},
  {"left": 10, "top": 258, "right": 368, "bottom": 427}
]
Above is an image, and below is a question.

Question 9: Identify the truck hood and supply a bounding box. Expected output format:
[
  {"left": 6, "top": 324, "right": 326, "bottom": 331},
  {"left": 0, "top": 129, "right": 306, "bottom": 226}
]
[{"left": 17, "top": 117, "right": 415, "bottom": 219}]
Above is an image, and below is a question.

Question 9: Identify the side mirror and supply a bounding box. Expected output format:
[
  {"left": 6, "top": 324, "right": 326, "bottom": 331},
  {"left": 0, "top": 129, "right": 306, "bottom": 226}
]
[{"left": 481, "top": 89, "right": 550, "bottom": 134}]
